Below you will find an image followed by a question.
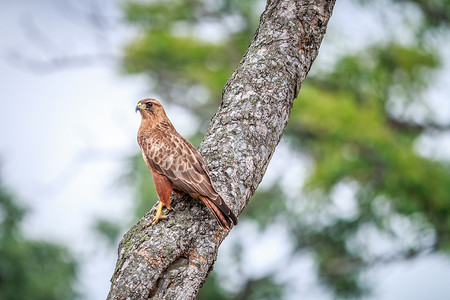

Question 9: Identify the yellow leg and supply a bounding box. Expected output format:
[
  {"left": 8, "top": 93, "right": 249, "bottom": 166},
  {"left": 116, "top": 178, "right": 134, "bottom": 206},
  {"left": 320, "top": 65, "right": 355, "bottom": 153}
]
[{"left": 152, "top": 201, "right": 168, "bottom": 225}]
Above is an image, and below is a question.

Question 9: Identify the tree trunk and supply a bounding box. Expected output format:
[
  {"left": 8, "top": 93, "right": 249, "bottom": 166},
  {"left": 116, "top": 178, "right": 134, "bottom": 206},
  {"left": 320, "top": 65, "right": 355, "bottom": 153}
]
[{"left": 107, "top": 0, "right": 336, "bottom": 299}]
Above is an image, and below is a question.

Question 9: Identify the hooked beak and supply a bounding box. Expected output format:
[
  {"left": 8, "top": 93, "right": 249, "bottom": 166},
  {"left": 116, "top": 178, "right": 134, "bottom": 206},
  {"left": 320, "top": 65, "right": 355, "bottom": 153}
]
[{"left": 135, "top": 102, "right": 142, "bottom": 113}]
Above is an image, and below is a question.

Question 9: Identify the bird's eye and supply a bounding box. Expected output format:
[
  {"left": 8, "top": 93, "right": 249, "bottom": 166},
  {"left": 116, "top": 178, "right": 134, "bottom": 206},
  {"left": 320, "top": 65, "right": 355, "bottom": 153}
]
[{"left": 146, "top": 102, "right": 153, "bottom": 108}]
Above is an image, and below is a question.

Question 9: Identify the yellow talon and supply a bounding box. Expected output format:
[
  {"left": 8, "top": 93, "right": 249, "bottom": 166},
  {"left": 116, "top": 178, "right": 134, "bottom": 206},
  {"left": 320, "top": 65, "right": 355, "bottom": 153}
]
[{"left": 152, "top": 201, "right": 168, "bottom": 225}]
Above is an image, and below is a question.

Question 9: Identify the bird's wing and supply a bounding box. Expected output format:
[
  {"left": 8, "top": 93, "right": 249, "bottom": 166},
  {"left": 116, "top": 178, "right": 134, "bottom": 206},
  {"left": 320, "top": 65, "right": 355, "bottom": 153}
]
[
  {"left": 140, "top": 130, "right": 218, "bottom": 199},
  {"left": 139, "top": 128, "right": 238, "bottom": 227}
]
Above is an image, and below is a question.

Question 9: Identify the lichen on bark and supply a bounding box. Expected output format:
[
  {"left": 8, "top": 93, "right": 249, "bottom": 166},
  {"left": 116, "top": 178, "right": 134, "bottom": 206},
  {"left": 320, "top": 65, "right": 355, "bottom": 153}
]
[{"left": 107, "top": 1, "right": 336, "bottom": 299}]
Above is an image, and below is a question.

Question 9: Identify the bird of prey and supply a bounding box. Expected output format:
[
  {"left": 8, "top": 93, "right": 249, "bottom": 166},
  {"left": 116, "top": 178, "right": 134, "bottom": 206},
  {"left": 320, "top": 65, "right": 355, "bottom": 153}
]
[{"left": 135, "top": 98, "right": 238, "bottom": 230}]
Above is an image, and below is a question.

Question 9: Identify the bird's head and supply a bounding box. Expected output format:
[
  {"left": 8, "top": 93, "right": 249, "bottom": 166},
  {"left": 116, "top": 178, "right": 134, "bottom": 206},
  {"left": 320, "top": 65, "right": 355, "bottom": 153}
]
[
  {"left": 136, "top": 98, "right": 166, "bottom": 119},
  {"left": 136, "top": 98, "right": 173, "bottom": 126},
  {"left": 135, "top": 98, "right": 160, "bottom": 113}
]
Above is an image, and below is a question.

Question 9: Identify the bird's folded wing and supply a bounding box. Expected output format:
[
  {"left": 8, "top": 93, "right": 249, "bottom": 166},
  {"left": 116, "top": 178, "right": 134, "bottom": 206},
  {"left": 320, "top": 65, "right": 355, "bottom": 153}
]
[
  {"left": 142, "top": 132, "right": 219, "bottom": 200},
  {"left": 141, "top": 132, "right": 238, "bottom": 226}
]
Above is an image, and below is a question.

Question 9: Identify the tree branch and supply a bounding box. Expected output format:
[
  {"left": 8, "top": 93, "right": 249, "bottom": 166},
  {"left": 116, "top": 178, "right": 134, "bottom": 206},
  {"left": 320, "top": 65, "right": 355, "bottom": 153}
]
[{"left": 107, "top": 0, "right": 336, "bottom": 299}]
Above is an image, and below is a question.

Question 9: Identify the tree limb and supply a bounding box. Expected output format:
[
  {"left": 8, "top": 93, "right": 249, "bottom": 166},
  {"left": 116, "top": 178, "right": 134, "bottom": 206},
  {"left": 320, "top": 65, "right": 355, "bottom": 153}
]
[{"left": 107, "top": 0, "right": 336, "bottom": 299}]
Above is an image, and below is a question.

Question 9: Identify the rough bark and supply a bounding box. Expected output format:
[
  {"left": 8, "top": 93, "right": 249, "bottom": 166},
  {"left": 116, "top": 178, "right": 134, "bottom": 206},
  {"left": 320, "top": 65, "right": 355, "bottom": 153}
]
[{"left": 107, "top": 0, "right": 336, "bottom": 299}]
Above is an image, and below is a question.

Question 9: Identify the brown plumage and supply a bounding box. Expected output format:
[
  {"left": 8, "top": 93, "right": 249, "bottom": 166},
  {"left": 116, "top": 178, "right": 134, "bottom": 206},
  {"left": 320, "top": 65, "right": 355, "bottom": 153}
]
[{"left": 135, "top": 98, "right": 238, "bottom": 230}]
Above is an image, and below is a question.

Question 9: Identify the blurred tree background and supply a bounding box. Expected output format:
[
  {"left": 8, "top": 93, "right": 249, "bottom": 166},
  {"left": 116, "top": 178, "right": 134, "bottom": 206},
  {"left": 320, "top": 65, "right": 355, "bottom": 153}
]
[
  {"left": 3, "top": 0, "right": 447, "bottom": 299},
  {"left": 112, "top": 0, "right": 450, "bottom": 299},
  {"left": 0, "top": 176, "right": 78, "bottom": 300}
]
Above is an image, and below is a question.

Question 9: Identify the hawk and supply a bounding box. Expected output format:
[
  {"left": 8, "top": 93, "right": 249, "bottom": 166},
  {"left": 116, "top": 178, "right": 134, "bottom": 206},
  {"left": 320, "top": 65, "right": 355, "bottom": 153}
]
[{"left": 135, "top": 98, "right": 238, "bottom": 230}]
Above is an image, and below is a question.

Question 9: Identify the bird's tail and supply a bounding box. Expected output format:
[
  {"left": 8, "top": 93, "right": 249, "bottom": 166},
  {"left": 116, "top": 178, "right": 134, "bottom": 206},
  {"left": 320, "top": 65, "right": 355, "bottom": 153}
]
[{"left": 198, "top": 195, "right": 238, "bottom": 231}]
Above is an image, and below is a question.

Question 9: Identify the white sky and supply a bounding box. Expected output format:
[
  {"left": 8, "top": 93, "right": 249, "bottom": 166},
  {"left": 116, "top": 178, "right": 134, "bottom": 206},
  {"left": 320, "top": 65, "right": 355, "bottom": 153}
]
[{"left": 0, "top": 1, "right": 449, "bottom": 300}]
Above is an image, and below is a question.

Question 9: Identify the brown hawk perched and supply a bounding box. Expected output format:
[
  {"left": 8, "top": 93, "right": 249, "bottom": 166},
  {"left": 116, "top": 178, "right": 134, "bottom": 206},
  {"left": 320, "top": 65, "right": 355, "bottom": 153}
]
[{"left": 135, "top": 98, "right": 238, "bottom": 230}]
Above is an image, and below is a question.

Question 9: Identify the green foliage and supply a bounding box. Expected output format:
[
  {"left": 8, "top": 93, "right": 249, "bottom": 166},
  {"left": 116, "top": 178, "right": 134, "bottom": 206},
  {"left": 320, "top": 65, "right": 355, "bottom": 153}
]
[
  {"left": 93, "top": 218, "right": 124, "bottom": 247},
  {"left": 0, "top": 179, "right": 77, "bottom": 300},
  {"left": 243, "top": 181, "right": 287, "bottom": 228},
  {"left": 121, "top": 0, "right": 253, "bottom": 117},
  {"left": 124, "top": 31, "right": 234, "bottom": 93},
  {"left": 284, "top": 39, "right": 449, "bottom": 296},
  {"left": 360, "top": 0, "right": 450, "bottom": 30},
  {"left": 121, "top": 0, "right": 450, "bottom": 298},
  {"left": 197, "top": 272, "right": 230, "bottom": 300},
  {"left": 126, "top": 154, "right": 159, "bottom": 218},
  {"left": 198, "top": 272, "right": 284, "bottom": 300}
]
